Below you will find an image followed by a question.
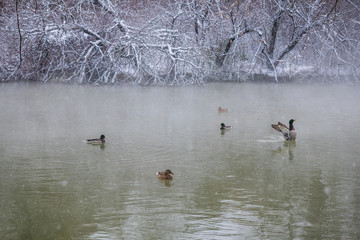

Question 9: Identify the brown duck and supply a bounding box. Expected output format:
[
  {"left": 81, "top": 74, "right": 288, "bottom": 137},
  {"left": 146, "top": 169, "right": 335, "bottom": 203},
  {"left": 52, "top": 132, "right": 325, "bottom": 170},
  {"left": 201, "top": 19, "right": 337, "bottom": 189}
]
[
  {"left": 218, "top": 107, "right": 229, "bottom": 112},
  {"left": 156, "top": 169, "right": 174, "bottom": 180}
]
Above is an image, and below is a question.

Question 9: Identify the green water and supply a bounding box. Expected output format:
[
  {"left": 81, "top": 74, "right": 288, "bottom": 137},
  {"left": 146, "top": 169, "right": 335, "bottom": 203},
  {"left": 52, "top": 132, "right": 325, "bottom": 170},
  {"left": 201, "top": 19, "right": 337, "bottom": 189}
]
[{"left": 0, "top": 83, "right": 359, "bottom": 239}]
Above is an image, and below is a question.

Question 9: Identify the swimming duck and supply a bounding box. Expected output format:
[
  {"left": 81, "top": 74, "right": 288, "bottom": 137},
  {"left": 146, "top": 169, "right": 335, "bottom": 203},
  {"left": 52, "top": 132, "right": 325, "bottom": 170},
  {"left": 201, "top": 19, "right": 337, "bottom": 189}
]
[
  {"left": 87, "top": 134, "right": 106, "bottom": 144},
  {"left": 271, "top": 119, "right": 296, "bottom": 140},
  {"left": 220, "top": 123, "right": 231, "bottom": 130},
  {"left": 156, "top": 169, "right": 174, "bottom": 180},
  {"left": 218, "top": 107, "right": 229, "bottom": 112}
]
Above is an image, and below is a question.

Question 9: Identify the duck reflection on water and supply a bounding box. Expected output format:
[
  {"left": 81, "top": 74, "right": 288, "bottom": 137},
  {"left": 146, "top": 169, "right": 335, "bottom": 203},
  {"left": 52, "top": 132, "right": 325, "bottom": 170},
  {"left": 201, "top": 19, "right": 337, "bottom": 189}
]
[
  {"left": 272, "top": 141, "right": 296, "bottom": 161},
  {"left": 157, "top": 179, "right": 174, "bottom": 187}
]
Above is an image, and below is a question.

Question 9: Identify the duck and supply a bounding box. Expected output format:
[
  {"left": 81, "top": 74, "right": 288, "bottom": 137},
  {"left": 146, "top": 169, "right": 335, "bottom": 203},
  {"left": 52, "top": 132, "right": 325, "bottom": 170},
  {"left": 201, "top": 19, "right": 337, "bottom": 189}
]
[
  {"left": 156, "top": 169, "right": 174, "bottom": 180},
  {"left": 220, "top": 123, "right": 231, "bottom": 130},
  {"left": 271, "top": 119, "right": 296, "bottom": 140},
  {"left": 218, "top": 107, "right": 229, "bottom": 112},
  {"left": 87, "top": 134, "right": 106, "bottom": 144}
]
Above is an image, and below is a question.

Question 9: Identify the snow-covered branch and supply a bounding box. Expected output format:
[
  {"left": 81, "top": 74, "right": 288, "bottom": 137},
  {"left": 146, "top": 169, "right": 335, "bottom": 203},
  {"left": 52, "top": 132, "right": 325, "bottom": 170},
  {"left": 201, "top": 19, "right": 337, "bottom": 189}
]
[{"left": 0, "top": 0, "right": 359, "bottom": 84}]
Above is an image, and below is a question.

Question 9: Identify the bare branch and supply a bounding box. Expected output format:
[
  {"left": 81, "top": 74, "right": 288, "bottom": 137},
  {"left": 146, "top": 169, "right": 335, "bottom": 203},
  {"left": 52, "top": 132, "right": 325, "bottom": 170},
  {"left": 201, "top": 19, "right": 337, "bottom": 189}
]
[{"left": 15, "top": 0, "right": 22, "bottom": 69}]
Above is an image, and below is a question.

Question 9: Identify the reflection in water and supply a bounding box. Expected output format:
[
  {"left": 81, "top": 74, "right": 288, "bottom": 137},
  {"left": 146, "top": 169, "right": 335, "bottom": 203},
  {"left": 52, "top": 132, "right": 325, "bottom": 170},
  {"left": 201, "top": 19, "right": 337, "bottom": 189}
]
[
  {"left": 100, "top": 144, "right": 105, "bottom": 151},
  {"left": 157, "top": 179, "right": 174, "bottom": 187},
  {"left": 86, "top": 142, "right": 106, "bottom": 151},
  {"left": 86, "top": 143, "right": 106, "bottom": 151},
  {"left": 0, "top": 83, "right": 360, "bottom": 239},
  {"left": 220, "top": 129, "right": 227, "bottom": 135},
  {"left": 272, "top": 140, "right": 296, "bottom": 161},
  {"left": 285, "top": 141, "right": 296, "bottom": 161}
]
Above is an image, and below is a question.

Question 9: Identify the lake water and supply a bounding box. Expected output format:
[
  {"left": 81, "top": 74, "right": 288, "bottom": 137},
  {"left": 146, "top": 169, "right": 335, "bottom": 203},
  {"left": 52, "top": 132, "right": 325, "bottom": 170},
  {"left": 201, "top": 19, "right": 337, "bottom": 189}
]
[{"left": 0, "top": 82, "right": 359, "bottom": 240}]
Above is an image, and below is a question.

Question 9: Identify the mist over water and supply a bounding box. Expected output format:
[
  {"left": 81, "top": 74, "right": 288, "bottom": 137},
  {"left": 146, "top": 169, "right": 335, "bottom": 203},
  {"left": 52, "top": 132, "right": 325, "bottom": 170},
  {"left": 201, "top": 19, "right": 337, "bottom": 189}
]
[{"left": 0, "top": 83, "right": 359, "bottom": 239}]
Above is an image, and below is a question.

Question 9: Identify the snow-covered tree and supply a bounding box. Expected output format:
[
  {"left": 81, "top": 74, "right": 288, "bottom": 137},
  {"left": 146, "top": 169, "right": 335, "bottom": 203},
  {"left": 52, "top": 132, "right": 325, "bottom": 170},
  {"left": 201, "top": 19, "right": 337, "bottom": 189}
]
[{"left": 0, "top": 0, "right": 359, "bottom": 84}]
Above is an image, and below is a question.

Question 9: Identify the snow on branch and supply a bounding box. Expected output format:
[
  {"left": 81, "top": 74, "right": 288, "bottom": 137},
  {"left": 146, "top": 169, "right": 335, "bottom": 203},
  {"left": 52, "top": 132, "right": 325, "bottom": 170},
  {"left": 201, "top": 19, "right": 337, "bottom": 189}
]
[{"left": 1, "top": 0, "right": 359, "bottom": 84}]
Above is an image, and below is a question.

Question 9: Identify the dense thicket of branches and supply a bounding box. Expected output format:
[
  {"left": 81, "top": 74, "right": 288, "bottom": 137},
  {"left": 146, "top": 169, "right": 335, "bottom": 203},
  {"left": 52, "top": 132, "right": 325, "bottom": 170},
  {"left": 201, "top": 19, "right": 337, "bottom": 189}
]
[{"left": 0, "top": 0, "right": 359, "bottom": 85}]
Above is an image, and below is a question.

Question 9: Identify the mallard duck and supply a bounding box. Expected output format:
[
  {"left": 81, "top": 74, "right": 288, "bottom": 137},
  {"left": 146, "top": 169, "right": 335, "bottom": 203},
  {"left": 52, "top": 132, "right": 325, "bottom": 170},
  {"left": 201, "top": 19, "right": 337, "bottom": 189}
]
[
  {"left": 271, "top": 119, "right": 296, "bottom": 140},
  {"left": 218, "top": 107, "right": 229, "bottom": 112},
  {"left": 156, "top": 169, "right": 174, "bottom": 180},
  {"left": 220, "top": 123, "right": 231, "bottom": 130},
  {"left": 87, "top": 134, "right": 106, "bottom": 144}
]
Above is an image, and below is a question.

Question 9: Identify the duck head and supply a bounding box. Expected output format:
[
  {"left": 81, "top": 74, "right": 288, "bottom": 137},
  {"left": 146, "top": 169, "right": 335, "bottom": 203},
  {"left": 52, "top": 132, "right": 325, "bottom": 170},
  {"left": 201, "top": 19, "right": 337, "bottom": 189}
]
[
  {"left": 289, "top": 119, "right": 296, "bottom": 125},
  {"left": 289, "top": 119, "right": 296, "bottom": 131},
  {"left": 164, "top": 169, "right": 174, "bottom": 175}
]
